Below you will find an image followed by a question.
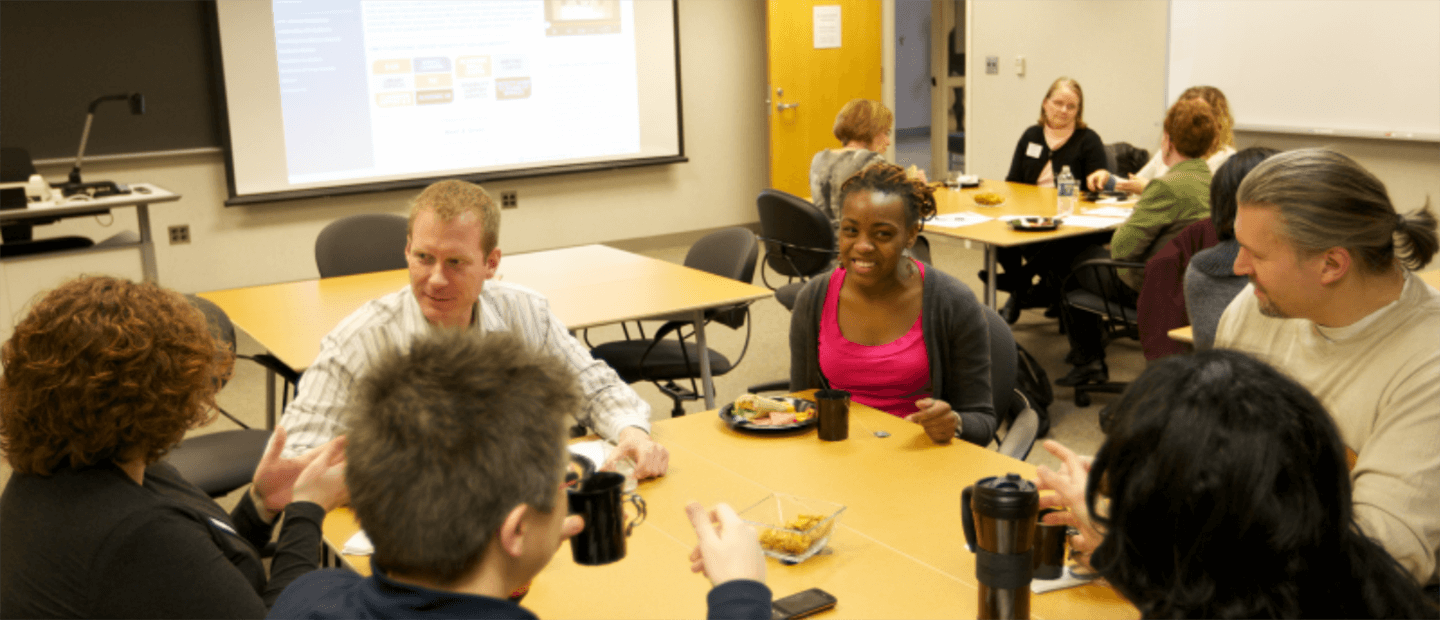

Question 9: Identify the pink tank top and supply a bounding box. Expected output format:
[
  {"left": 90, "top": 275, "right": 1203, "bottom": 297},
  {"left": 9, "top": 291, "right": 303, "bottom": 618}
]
[{"left": 818, "top": 262, "right": 931, "bottom": 418}]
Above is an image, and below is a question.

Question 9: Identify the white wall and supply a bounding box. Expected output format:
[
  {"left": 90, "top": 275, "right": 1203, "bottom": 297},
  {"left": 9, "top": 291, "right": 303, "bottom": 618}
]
[
  {"left": 893, "top": 0, "right": 932, "bottom": 131},
  {"left": 965, "top": 0, "right": 1440, "bottom": 212},
  {"left": 1, "top": 0, "right": 769, "bottom": 337},
  {"left": 966, "top": 0, "right": 1171, "bottom": 180}
]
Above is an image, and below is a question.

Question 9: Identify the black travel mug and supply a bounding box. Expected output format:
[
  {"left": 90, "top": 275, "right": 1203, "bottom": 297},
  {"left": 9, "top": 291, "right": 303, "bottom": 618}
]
[{"left": 962, "top": 473, "right": 1040, "bottom": 620}]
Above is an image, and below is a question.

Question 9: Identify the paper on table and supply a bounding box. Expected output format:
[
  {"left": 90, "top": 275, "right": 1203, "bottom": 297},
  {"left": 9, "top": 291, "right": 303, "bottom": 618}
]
[
  {"left": 927, "top": 212, "right": 993, "bottom": 228},
  {"left": 1083, "top": 205, "right": 1135, "bottom": 218},
  {"left": 1061, "top": 215, "right": 1128, "bottom": 229},
  {"left": 1032, "top": 565, "right": 1101, "bottom": 593},
  {"left": 344, "top": 530, "right": 374, "bottom": 555},
  {"left": 1094, "top": 196, "right": 1138, "bottom": 206}
]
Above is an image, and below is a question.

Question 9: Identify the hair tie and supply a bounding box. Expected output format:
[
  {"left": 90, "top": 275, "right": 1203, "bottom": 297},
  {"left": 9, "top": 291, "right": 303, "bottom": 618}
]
[{"left": 1395, "top": 213, "right": 1407, "bottom": 231}]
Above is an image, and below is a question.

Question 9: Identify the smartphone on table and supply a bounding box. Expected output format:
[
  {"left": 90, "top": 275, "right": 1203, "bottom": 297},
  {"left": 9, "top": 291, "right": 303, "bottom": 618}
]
[{"left": 771, "top": 588, "right": 837, "bottom": 620}]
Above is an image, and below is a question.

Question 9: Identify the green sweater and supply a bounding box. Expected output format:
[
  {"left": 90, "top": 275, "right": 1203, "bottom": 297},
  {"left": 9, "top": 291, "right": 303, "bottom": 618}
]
[{"left": 1111, "top": 157, "right": 1212, "bottom": 290}]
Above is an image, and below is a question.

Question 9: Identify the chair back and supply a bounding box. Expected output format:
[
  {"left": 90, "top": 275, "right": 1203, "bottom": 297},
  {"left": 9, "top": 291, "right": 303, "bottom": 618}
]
[
  {"left": 982, "top": 302, "right": 1040, "bottom": 460},
  {"left": 315, "top": 213, "right": 409, "bottom": 278},
  {"left": 186, "top": 294, "right": 239, "bottom": 362},
  {"left": 685, "top": 227, "right": 759, "bottom": 329},
  {"left": 756, "top": 189, "right": 836, "bottom": 280}
]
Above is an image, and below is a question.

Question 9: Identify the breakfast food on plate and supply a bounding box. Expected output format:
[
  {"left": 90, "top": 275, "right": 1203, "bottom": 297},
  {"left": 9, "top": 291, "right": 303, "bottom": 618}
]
[
  {"left": 974, "top": 191, "right": 1005, "bottom": 206},
  {"left": 759, "top": 513, "right": 831, "bottom": 555},
  {"left": 732, "top": 394, "right": 811, "bottom": 426}
]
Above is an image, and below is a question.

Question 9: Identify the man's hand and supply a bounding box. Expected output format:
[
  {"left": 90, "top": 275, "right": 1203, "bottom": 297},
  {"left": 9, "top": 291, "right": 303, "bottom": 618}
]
[
  {"left": 289, "top": 436, "right": 349, "bottom": 512},
  {"left": 906, "top": 398, "right": 958, "bottom": 444},
  {"left": 1034, "top": 440, "right": 1103, "bottom": 569},
  {"left": 605, "top": 427, "right": 669, "bottom": 479},
  {"left": 685, "top": 502, "right": 766, "bottom": 587}
]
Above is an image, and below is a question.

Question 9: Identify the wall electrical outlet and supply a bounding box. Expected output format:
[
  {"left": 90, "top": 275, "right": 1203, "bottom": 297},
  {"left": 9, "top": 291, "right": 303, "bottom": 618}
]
[
  {"left": 985, "top": 56, "right": 999, "bottom": 75},
  {"left": 168, "top": 224, "right": 190, "bottom": 245},
  {"left": 501, "top": 191, "right": 518, "bottom": 209},
  {"left": 1014, "top": 56, "right": 1026, "bottom": 76}
]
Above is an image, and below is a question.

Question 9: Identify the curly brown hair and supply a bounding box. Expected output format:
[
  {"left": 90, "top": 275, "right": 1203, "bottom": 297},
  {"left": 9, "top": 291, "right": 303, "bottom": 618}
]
[
  {"left": 837, "top": 162, "right": 938, "bottom": 233},
  {"left": 0, "top": 276, "right": 224, "bottom": 475}
]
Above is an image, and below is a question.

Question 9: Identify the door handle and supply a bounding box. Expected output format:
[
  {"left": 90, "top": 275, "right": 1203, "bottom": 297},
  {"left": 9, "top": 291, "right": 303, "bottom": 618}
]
[{"left": 777, "top": 102, "right": 799, "bottom": 111}]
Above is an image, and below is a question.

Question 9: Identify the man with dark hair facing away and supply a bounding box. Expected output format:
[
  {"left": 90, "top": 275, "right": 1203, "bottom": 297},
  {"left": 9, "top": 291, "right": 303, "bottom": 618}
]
[{"left": 267, "top": 330, "right": 771, "bottom": 619}]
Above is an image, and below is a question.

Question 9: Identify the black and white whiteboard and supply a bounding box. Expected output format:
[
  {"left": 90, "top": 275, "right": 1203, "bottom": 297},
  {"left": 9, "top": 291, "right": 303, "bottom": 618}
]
[{"left": 1167, "top": 0, "right": 1440, "bottom": 142}]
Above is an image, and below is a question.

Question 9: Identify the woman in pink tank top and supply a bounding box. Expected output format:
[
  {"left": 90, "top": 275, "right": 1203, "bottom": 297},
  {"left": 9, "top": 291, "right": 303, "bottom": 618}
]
[{"left": 790, "top": 163, "right": 997, "bottom": 446}]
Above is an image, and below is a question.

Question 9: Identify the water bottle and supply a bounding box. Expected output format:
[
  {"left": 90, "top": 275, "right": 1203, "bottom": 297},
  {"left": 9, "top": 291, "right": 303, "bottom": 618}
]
[{"left": 1056, "top": 165, "right": 1077, "bottom": 220}]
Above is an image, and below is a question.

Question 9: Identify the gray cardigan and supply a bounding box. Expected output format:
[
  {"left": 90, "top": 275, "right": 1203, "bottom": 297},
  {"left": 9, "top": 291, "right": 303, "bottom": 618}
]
[
  {"left": 789, "top": 266, "right": 996, "bottom": 445},
  {"left": 1184, "top": 240, "right": 1247, "bottom": 350}
]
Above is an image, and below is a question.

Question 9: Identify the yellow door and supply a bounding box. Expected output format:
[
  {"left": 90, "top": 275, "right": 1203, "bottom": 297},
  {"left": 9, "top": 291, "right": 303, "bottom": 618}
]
[{"left": 767, "top": 0, "right": 883, "bottom": 199}]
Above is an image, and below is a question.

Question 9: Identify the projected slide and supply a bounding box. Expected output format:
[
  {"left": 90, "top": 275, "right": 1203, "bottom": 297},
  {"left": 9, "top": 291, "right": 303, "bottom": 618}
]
[{"left": 273, "top": 0, "right": 641, "bottom": 185}]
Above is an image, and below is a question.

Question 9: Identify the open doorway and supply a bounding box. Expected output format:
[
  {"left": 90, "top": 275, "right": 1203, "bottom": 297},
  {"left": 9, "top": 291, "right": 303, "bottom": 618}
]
[{"left": 891, "top": 0, "right": 965, "bottom": 181}]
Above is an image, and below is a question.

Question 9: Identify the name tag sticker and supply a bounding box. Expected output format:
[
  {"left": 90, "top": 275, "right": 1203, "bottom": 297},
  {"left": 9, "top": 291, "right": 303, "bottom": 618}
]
[{"left": 1026, "top": 142, "right": 1044, "bottom": 159}]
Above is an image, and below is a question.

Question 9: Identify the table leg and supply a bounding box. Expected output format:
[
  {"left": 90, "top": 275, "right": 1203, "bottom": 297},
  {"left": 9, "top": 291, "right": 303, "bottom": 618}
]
[
  {"left": 264, "top": 366, "right": 277, "bottom": 429},
  {"left": 984, "top": 244, "right": 998, "bottom": 309},
  {"left": 135, "top": 203, "right": 158, "bottom": 283},
  {"left": 693, "top": 309, "right": 715, "bottom": 409}
]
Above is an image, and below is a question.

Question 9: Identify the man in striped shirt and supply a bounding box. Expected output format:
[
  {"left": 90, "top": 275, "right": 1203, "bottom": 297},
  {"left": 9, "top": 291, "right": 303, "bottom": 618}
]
[{"left": 279, "top": 180, "right": 669, "bottom": 478}]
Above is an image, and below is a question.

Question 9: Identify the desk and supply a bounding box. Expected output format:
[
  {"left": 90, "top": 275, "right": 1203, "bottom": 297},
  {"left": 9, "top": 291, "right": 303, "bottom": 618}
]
[
  {"left": 927, "top": 180, "right": 1121, "bottom": 308},
  {"left": 198, "top": 245, "right": 773, "bottom": 421},
  {"left": 1168, "top": 269, "right": 1440, "bottom": 346},
  {"left": 0, "top": 183, "right": 179, "bottom": 283},
  {"left": 322, "top": 401, "right": 1138, "bottom": 619}
]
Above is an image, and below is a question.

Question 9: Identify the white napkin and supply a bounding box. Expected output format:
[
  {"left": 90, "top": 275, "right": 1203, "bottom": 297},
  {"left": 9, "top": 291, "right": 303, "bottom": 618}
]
[
  {"left": 1083, "top": 205, "right": 1135, "bottom": 217},
  {"left": 927, "top": 212, "right": 994, "bottom": 228},
  {"left": 1059, "top": 215, "right": 1129, "bottom": 229},
  {"left": 1032, "top": 565, "right": 1101, "bottom": 593},
  {"left": 343, "top": 530, "right": 374, "bottom": 555}
]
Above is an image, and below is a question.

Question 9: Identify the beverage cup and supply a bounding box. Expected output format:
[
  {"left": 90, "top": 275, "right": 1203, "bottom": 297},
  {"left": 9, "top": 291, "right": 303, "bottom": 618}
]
[
  {"left": 961, "top": 473, "right": 1039, "bottom": 619},
  {"left": 815, "top": 389, "right": 851, "bottom": 441},
  {"left": 1033, "top": 509, "right": 1068, "bottom": 580},
  {"left": 567, "top": 471, "right": 646, "bottom": 565}
]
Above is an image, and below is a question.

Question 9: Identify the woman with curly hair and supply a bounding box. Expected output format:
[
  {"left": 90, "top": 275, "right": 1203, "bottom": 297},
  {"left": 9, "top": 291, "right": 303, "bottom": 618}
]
[
  {"left": 1091, "top": 85, "right": 1238, "bottom": 196},
  {"left": 0, "top": 276, "right": 348, "bottom": 619},
  {"left": 789, "top": 162, "right": 996, "bottom": 446},
  {"left": 1036, "top": 350, "right": 1437, "bottom": 619}
]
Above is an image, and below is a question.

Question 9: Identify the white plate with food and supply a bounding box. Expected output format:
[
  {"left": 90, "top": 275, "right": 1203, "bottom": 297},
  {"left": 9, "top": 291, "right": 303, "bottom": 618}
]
[{"left": 719, "top": 394, "right": 817, "bottom": 433}]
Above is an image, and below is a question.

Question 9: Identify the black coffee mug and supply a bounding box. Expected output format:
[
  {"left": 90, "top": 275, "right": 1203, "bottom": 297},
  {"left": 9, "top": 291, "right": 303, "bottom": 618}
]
[
  {"left": 815, "top": 389, "right": 851, "bottom": 441},
  {"left": 567, "top": 471, "right": 646, "bottom": 565},
  {"left": 1033, "top": 509, "right": 1068, "bottom": 580}
]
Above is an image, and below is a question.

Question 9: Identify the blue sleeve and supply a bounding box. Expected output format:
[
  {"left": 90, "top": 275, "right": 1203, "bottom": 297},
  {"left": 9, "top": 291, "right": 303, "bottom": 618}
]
[{"left": 707, "top": 580, "right": 773, "bottom": 620}]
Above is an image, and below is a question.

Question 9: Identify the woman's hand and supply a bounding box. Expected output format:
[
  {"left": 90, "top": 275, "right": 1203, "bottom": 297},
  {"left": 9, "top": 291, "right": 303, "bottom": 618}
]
[
  {"left": 906, "top": 398, "right": 958, "bottom": 444},
  {"left": 905, "top": 165, "right": 929, "bottom": 184},
  {"left": 1034, "top": 440, "right": 1103, "bottom": 569},
  {"left": 1086, "top": 169, "right": 1110, "bottom": 192},
  {"left": 289, "top": 436, "right": 349, "bottom": 512},
  {"left": 251, "top": 428, "right": 348, "bottom": 519},
  {"left": 685, "top": 502, "right": 766, "bottom": 587},
  {"left": 1114, "top": 174, "right": 1147, "bottom": 195}
]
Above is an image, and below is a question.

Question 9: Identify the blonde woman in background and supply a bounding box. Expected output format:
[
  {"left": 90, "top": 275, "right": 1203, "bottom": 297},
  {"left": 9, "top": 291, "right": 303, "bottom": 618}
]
[{"left": 1092, "top": 86, "right": 1236, "bottom": 195}]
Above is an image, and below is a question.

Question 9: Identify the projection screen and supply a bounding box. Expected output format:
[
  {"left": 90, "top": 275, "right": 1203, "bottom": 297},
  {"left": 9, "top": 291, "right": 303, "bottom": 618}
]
[{"left": 215, "top": 0, "right": 683, "bottom": 205}]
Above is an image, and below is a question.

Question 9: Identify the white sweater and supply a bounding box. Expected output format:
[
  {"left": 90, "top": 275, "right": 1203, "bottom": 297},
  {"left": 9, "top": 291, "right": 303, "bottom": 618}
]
[{"left": 1216, "top": 273, "right": 1440, "bottom": 584}]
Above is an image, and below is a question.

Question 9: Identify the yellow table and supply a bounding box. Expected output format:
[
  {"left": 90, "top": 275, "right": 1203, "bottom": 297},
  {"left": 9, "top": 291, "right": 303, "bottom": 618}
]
[
  {"left": 323, "top": 400, "right": 1138, "bottom": 619},
  {"left": 199, "top": 244, "right": 773, "bottom": 421},
  {"left": 928, "top": 180, "right": 1126, "bottom": 307}
]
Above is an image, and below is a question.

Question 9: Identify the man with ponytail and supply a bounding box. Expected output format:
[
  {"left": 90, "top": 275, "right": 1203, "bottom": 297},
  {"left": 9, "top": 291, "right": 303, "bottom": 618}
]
[{"left": 1216, "top": 148, "right": 1440, "bottom": 588}]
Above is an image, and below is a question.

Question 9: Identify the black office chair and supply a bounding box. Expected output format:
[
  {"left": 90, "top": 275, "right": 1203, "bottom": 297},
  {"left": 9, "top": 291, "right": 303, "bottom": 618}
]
[
  {"left": 162, "top": 296, "right": 274, "bottom": 498},
  {"left": 982, "top": 302, "right": 1042, "bottom": 460},
  {"left": 315, "top": 212, "right": 409, "bottom": 278},
  {"left": 756, "top": 189, "right": 837, "bottom": 310},
  {"left": 1059, "top": 258, "right": 1143, "bottom": 407},
  {"left": 588, "top": 228, "right": 759, "bottom": 418}
]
